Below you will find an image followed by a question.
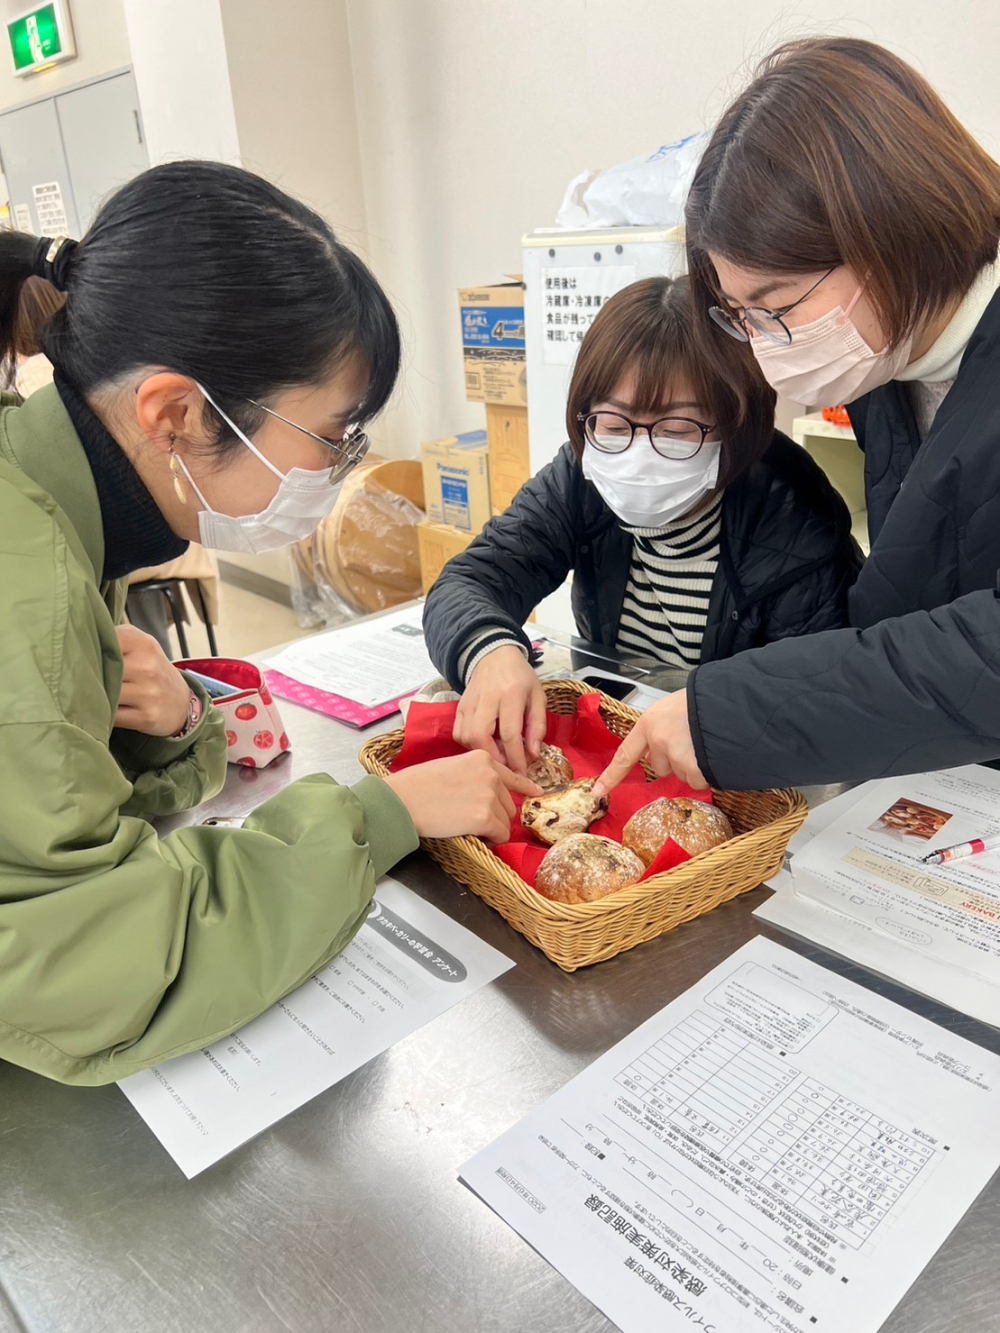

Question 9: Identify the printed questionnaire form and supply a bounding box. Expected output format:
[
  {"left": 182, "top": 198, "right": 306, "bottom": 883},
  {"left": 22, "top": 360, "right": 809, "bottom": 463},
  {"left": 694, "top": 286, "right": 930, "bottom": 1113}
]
[
  {"left": 121, "top": 878, "right": 513, "bottom": 1176},
  {"left": 462, "top": 937, "right": 1000, "bottom": 1333}
]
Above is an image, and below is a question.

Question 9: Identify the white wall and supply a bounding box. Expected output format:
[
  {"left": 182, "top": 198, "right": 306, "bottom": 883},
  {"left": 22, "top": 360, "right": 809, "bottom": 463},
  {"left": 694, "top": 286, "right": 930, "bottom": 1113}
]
[
  {"left": 123, "top": 0, "right": 240, "bottom": 164},
  {"left": 212, "top": 0, "right": 373, "bottom": 588},
  {"left": 346, "top": 0, "right": 1000, "bottom": 457},
  {"left": 219, "top": 0, "right": 367, "bottom": 237},
  {"left": 2, "top": 0, "right": 997, "bottom": 465},
  {"left": 0, "top": 0, "right": 130, "bottom": 111}
]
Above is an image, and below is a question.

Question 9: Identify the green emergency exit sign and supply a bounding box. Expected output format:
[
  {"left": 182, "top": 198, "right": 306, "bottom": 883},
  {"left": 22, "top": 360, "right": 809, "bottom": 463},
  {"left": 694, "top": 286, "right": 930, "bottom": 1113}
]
[{"left": 7, "top": 3, "right": 75, "bottom": 76}]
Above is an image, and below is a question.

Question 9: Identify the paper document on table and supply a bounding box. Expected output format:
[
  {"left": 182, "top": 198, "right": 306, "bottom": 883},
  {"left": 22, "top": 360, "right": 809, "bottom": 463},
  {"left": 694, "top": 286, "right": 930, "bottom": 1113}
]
[
  {"left": 760, "top": 765, "right": 1000, "bottom": 1025},
  {"left": 265, "top": 606, "right": 436, "bottom": 707},
  {"left": 764, "top": 782, "right": 878, "bottom": 893},
  {"left": 121, "top": 877, "right": 513, "bottom": 1177},
  {"left": 461, "top": 937, "right": 1000, "bottom": 1333}
]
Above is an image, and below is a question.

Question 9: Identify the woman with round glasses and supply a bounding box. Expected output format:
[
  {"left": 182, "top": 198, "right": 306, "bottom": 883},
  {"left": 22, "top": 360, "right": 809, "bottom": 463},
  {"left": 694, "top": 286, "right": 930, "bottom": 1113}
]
[
  {"left": 594, "top": 37, "right": 1000, "bottom": 801},
  {"left": 0, "top": 161, "right": 537, "bottom": 1085},
  {"left": 423, "top": 276, "right": 860, "bottom": 774}
]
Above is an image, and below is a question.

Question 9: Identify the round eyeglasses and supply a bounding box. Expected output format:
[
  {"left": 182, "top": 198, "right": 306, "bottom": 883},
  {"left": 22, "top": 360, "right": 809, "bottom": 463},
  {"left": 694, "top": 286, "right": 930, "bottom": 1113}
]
[
  {"left": 578, "top": 411, "right": 716, "bottom": 461},
  {"left": 708, "top": 266, "right": 838, "bottom": 346}
]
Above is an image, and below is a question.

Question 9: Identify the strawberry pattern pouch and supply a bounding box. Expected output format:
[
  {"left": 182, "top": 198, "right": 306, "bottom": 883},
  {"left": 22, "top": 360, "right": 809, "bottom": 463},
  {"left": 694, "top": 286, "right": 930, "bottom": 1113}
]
[{"left": 176, "top": 658, "right": 290, "bottom": 769}]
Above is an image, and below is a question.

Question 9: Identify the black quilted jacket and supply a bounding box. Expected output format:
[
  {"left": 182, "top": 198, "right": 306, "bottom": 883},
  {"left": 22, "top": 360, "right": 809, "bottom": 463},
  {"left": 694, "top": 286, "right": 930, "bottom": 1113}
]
[
  {"left": 689, "top": 291, "right": 1000, "bottom": 789},
  {"left": 423, "top": 432, "right": 862, "bottom": 692}
]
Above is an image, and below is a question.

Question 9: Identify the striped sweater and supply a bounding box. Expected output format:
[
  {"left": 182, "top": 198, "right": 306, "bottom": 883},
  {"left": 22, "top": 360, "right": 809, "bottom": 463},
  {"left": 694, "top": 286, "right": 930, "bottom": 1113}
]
[
  {"left": 615, "top": 494, "right": 721, "bottom": 667},
  {"left": 456, "top": 495, "right": 721, "bottom": 681}
]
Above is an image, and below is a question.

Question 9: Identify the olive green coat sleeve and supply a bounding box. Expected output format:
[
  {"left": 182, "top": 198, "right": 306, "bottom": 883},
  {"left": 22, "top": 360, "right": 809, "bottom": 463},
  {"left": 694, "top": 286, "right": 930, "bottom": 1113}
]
[
  {"left": 0, "top": 426, "right": 419, "bottom": 1087},
  {"left": 110, "top": 674, "right": 230, "bottom": 818},
  {"left": 0, "top": 730, "right": 418, "bottom": 1085}
]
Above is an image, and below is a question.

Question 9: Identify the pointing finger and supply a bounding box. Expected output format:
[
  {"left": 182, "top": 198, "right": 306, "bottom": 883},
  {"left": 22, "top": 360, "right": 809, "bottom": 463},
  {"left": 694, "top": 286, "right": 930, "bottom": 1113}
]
[{"left": 593, "top": 723, "right": 650, "bottom": 799}]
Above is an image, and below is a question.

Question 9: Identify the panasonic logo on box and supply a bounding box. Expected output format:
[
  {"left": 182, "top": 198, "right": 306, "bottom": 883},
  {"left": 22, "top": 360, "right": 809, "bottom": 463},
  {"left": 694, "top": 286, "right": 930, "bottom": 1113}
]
[{"left": 420, "top": 429, "right": 492, "bottom": 532}]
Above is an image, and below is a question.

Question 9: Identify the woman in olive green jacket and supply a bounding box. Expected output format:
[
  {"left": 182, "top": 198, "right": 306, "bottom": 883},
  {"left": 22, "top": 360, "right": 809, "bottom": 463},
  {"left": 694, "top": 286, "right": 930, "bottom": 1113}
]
[{"left": 0, "top": 162, "right": 533, "bottom": 1087}]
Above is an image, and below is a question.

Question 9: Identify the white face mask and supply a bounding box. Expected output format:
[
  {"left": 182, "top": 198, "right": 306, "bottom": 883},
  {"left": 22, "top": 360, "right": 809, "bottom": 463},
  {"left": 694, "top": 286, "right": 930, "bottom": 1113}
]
[
  {"left": 174, "top": 385, "right": 344, "bottom": 555},
  {"left": 582, "top": 438, "right": 722, "bottom": 528},
  {"left": 750, "top": 288, "right": 913, "bottom": 407}
]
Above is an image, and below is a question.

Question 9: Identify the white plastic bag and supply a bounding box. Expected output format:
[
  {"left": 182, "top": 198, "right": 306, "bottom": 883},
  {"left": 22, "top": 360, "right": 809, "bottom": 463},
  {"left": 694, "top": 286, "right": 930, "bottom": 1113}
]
[{"left": 555, "top": 132, "right": 709, "bottom": 229}]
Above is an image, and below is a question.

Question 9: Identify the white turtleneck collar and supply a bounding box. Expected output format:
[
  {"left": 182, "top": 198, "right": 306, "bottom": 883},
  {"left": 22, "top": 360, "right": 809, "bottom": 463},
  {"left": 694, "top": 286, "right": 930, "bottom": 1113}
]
[{"left": 897, "top": 245, "right": 1000, "bottom": 384}]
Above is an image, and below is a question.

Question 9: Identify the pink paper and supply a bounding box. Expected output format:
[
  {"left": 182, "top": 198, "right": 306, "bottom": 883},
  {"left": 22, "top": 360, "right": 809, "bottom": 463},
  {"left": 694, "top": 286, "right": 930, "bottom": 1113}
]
[{"left": 265, "top": 670, "right": 414, "bottom": 729}]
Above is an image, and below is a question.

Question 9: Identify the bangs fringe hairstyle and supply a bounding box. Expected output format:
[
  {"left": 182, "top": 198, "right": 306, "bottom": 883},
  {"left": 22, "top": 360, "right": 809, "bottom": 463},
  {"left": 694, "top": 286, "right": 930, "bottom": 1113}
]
[
  {"left": 566, "top": 274, "right": 774, "bottom": 488},
  {"left": 686, "top": 37, "right": 1000, "bottom": 349}
]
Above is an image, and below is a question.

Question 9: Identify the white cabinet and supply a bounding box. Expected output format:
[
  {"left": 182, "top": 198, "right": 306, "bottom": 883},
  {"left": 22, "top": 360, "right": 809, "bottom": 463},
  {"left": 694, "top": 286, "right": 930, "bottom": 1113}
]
[
  {"left": 55, "top": 73, "right": 148, "bottom": 233},
  {"left": 0, "top": 95, "right": 80, "bottom": 235},
  {"left": 0, "top": 70, "right": 148, "bottom": 239}
]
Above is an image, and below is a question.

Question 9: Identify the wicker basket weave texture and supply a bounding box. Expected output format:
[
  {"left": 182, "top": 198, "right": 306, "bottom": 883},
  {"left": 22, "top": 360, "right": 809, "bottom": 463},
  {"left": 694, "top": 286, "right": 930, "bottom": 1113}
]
[{"left": 359, "top": 679, "right": 806, "bottom": 971}]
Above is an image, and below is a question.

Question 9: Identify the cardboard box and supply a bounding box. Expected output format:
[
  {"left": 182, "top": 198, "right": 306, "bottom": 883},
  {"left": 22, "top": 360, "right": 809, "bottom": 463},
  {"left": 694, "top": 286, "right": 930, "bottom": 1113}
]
[
  {"left": 485, "top": 403, "right": 530, "bottom": 515},
  {"left": 420, "top": 430, "right": 492, "bottom": 532},
  {"left": 418, "top": 519, "right": 536, "bottom": 621},
  {"left": 417, "top": 520, "right": 477, "bottom": 595},
  {"left": 458, "top": 281, "right": 527, "bottom": 407}
]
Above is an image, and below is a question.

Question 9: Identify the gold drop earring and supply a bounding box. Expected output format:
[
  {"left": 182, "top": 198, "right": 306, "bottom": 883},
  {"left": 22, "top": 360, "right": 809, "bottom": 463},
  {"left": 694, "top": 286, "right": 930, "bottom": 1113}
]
[{"left": 168, "top": 435, "right": 188, "bottom": 504}]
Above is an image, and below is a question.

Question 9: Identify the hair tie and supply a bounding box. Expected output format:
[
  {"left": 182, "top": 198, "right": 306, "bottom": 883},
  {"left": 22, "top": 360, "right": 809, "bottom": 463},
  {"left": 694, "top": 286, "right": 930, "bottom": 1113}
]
[{"left": 31, "top": 235, "right": 78, "bottom": 292}]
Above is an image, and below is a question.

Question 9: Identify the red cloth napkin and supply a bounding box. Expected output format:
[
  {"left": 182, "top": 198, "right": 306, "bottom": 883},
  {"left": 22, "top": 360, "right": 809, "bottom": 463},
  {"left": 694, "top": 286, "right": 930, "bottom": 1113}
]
[{"left": 391, "top": 693, "right": 713, "bottom": 891}]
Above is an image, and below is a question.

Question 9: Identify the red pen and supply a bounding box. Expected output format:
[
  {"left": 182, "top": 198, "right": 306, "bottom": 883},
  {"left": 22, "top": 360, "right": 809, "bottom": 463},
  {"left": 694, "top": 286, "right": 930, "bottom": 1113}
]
[{"left": 921, "top": 834, "right": 1000, "bottom": 865}]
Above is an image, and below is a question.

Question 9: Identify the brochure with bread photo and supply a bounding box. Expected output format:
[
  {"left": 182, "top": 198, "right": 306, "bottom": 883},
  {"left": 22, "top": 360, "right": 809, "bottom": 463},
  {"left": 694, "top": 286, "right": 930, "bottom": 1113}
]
[
  {"left": 778, "top": 764, "right": 1000, "bottom": 1024},
  {"left": 869, "top": 797, "right": 953, "bottom": 844}
]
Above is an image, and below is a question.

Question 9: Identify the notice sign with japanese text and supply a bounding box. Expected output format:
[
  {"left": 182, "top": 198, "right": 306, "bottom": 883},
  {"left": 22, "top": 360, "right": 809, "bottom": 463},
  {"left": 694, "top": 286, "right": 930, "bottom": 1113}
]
[
  {"left": 461, "top": 936, "right": 1000, "bottom": 1333},
  {"left": 31, "top": 181, "right": 68, "bottom": 235},
  {"left": 541, "top": 264, "right": 636, "bottom": 365},
  {"left": 121, "top": 877, "right": 513, "bottom": 1176}
]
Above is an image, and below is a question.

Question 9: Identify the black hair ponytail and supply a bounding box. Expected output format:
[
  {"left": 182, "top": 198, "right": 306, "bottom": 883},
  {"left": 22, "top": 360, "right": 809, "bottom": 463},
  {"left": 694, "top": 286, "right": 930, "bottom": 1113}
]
[{"left": 3, "top": 161, "right": 401, "bottom": 449}]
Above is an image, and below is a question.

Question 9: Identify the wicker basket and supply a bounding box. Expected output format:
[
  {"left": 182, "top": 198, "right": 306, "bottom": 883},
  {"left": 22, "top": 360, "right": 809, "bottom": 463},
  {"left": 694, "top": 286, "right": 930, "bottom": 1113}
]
[{"left": 359, "top": 679, "right": 807, "bottom": 971}]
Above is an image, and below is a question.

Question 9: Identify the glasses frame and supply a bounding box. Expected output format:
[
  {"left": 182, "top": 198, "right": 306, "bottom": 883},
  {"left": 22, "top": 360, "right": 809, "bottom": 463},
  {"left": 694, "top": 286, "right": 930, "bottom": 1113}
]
[
  {"left": 577, "top": 410, "right": 717, "bottom": 460},
  {"left": 248, "top": 399, "right": 370, "bottom": 484},
  {"left": 708, "top": 265, "right": 839, "bottom": 346}
]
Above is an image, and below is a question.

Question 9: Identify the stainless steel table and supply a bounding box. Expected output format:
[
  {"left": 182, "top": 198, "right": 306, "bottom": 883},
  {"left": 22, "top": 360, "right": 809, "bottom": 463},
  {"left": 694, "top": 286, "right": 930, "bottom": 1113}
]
[{"left": 1, "top": 643, "right": 999, "bottom": 1333}]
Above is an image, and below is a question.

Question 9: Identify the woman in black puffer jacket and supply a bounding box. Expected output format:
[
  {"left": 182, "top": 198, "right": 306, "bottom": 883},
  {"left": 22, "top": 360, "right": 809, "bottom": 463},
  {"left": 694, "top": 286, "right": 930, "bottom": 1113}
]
[{"left": 423, "top": 275, "right": 862, "bottom": 776}]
